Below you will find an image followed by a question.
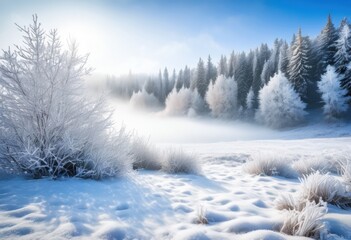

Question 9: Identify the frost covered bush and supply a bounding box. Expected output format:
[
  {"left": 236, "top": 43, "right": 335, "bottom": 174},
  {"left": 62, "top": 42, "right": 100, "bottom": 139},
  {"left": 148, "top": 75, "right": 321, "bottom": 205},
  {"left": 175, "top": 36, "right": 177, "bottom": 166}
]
[
  {"left": 165, "top": 87, "right": 206, "bottom": 116},
  {"left": 299, "top": 172, "right": 351, "bottom": 208},
  {"left": 164, "top": 87, "right": 192, "bottom": 115},
  {"left": 162, "top": 149, "right": 200, "bottom": 174},
  {"left": 292, "top": 155, "right": 339, "bottom": 176},
  {"left": 129, "top": 89, "right": 161, "bottom": 110},
  {"left": 243, "top": 153, "right": 298, "bottom": 178},
  {"left": 256, "top": 72, "right": 307, "bottom": 129},
  {"left": 130, "top": 137, "right": 162, "bottom": 171},
  {"left": 280, "top": 200, "right": 327, "bottom": 238},
  {"left": 318, "top": 65, "right": 350, "bottom": 121},
  {"left": 205, "top": 75, "right": 238, "bottom": 118},
  {"left": 0, "top": 16, "right": 132, "bottom": 179}
]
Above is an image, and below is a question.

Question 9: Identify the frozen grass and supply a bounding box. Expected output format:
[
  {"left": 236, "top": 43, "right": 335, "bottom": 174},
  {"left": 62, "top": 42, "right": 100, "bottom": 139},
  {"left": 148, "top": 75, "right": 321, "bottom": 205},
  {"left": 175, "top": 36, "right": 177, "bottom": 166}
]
[
  {"left": 276, "top": 172, "right": 351, "bottom": 211},
  {"left": 280, "top": 200, "right": 327, "bottom": 238},
  {"left": 299, "top": 172, "right": 351, "bottom": 208},
  {"left": 162, "top": 149, "right": 200, "bottom": 174},
  {"left": 194, "top": 206, "right": 208, "bottom": 225},
  {"left": 130, "top": 137, "right": 162, "bottom": 171},
  {"left": 243, "top": 153, "right": 298, "bottom": 178},
  {"left": 292, "top": 154, "right": 341, "bottom": 176},
  {"left": 340, "top": 160, "right": 351, "bottom": 187},
  {"left": 275, "top": 194, "right": 300, "bottom": 211}
]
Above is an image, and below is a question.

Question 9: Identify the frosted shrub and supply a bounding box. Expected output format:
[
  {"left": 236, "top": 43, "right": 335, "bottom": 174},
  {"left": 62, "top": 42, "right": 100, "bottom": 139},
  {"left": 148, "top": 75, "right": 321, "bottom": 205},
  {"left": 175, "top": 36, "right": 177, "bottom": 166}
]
[
  {"left": 164, "top": 87, "right": 192, "bottom": 116},
  {"left": 165, "top": 88, "right": 207, "bottom": 116},
  {"left": 292, "top": 155, "right": 336, "bottom": 176},
  {"left": 243, "top": 153, "right": 298, "bottom": 178},
  {"left": 318, "top": 65, "right": 350, "bottom": 121},
  {"left": 162, "top": 149, "right": 200, "bottom": 174},
  {"left": 130, "top": 137, "right": 162, "bottom": 170},
  {"left": 129, "top": 90, "right": 161, "bottom": 110},
  {"left": 0, "top": 16, "right": 132, "bottom": 179},
  {"left": 299, "top": 172, "right": 351, "bottom": 208},
  {"left": 205, "top": 75, "right": 238, "bottom": 118},
  {"left": 280, "top": 200, "right": 327, "bottom": 238},
  {"left": 256, "top": 72, "right": 307, "bottom": 129}
]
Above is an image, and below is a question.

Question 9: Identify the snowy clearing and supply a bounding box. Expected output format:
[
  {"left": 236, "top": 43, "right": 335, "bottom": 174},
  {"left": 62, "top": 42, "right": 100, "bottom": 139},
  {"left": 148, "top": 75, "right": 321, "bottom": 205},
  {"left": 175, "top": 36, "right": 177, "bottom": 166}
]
[{"left": 1, "top": 135, "right": 351, "bottom": 239}]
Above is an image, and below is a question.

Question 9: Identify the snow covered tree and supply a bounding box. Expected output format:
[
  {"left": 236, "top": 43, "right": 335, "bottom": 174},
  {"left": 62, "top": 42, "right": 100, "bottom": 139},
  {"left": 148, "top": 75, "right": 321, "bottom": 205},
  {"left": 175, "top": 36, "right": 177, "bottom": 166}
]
[
  {"left": 228, "top": 51, "right": 236, "bottom": 78},
  {"left": 205, "top": 75, "right": 238, "bottom": 118},
  {"left": 163, "top": 67, "right": 171, "bottom": 98},
  {"left": 236, "top": 52, "right": 252, "bottom": 108},
  {"left": 0, "top": 15, "right": 131, "bottom": 179},
  {"left": 278, "top": 41, "right": 289, "bottom": 75},
  {"left": 164, "top": 88, "right": 205, "bottom": 116},
  {"left": 256, "top": 72, "right": 307, "bottom": 128},
  {"left": 288, "top": 28, "right": 312, "bottom": 100},
  {"left": 144, "top": 77, "right": 156, "bottom": 95},
  {"left": 195, "top": 58, "right": 207, "bottom": 98},
  {"left": 170, "top": 69, "right": 176, "bottom": 91},
  {"left": 130, "top": 89, "right": 160, "bottom": 109},
  {"left": 315, "top": 15, "right": 338, "bottom": 75},
  {"left": 183, "top": 65, "right": 191, "bottom": 88},
  {"left": 176, "top": 69, "right": 184, "bottom": 91},
  {"left": 205, "top": 55, "right": 217, "bottom": 84},
  {"left": 334, "top": 22, "right": 351, "bottom": 95},
  {"left": 218, "top": 55, "right": 228, "bottom": 77},
  {"left": 318, "top": 65, "right": 350, "bottom": 120},
  {"left": 164, "top": 87, "right": 192, "bottom": 116}
]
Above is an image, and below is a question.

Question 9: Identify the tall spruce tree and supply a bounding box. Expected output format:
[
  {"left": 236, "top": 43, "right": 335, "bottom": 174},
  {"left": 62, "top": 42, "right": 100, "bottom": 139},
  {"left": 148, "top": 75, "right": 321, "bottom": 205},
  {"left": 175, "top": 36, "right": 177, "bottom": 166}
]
[
  {"left": 206, "top": 55, "right": 217, "bottom": 84},
  {"left": 195, "top": 58, "right": 207, "bottom": 98},
  {"left": 288, "top": 28, "right": 312, "bottom": 100},
  {"left": 334, "top": 22, "right": 351, "bottom": 95}
]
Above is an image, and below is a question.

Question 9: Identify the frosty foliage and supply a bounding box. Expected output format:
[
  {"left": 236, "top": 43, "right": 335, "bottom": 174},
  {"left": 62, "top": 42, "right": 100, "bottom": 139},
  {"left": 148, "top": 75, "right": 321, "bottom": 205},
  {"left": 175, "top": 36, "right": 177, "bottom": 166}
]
[
  {"left": 165, "top": 87, "right": 206, "bottom": 116},
  {"left": 162, "top": 149, "right": 200, "bottom": 174},
  {"left": 299, "top": 172, "right": 351, "bottom": 208},
  {"left": 318, "top": 65, "right": 350, "bottom": 120},
  {"left": 164, "top": 87, "right": 192, "bottom": 116},
  {"left": 243, "top": 153, "right": 298, "bottom": 178},
  {"left": 280, "top": 200, "right": 327, "bottom": 238},
  {"left": 340, "top": 160, "right": 351, "bottom": 188},
  {"left": 0, "top": 16, "right": 132, "bottom": 179},
  {"left": 129, "top": 89, "right": 161, "bottom": 110},
  {"left": 256, "top": 72, "right": 307, "bottom": 129},
  {"left": 205, "top": 75, "right": 238, "bottom": 118},
  {"left": 292, "top": 155, "right": 338, "bottom": 176},
  {"left": 130, "top": 137, "right": 162, "bottom": 171}
]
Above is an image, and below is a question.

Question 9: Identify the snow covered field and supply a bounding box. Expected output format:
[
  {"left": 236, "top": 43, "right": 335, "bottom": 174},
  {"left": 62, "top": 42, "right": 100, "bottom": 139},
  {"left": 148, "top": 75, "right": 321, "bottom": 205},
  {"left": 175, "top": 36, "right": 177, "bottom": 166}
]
[{"left": 1, "top": 104, "right": 351, "bottom": 240}]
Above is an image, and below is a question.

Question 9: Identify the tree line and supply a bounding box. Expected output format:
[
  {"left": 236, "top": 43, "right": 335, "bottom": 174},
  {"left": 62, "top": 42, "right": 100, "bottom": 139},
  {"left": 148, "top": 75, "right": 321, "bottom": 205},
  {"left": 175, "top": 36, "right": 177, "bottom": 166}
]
[{"left": 108, "top": 15, "right": 351, "bottom": 127}]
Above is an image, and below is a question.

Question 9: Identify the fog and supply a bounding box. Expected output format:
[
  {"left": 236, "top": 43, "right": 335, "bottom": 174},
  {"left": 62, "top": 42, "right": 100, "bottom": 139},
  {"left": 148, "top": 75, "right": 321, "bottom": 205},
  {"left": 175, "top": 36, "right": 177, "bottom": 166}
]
[{"left": 109, "top": 99, "right": 282, "bottom": 144}]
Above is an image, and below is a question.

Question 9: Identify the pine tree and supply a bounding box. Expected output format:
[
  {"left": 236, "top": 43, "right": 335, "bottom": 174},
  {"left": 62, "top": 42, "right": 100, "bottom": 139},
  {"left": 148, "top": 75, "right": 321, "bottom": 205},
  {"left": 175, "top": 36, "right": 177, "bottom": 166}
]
[
  {"left": 183, "top": 65, "right": 191, "bottom": 88},
  {"left": 195, "top": 58, "right": 207, "bottom": 98},
  {"left": 176, "top": 69, "right": 184, "bottom": 92},
  {"left": 228, "top": 51, "right": 236, "bottom": 78},
  {"left": 206, "top": 55, "right": 217, "bottom": 84},
  {"left": 315, "top": 15, "right": 338, "bottom": 73},
  {"left": 288, "top": 28, "right": 312, "bottom": 99},
  {"left": 334, "top": 22, "right": 351, "bottom": 95},
  {"left": 218, "top": 55, "right": 228, "bottom": 77},
  {"left": 278, "top": 41, "right": 289, "bottom": 75},
  {"left": 161, "top": 67, "right": 171, "bottom": 101}
]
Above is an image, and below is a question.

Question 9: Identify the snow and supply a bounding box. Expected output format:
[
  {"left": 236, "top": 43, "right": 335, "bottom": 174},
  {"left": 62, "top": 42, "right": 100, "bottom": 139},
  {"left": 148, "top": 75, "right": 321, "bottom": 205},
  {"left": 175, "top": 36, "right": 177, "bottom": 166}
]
[
  {"left": 0, "top": 101, "right": 351, "bottom": 239},
  {"left": 1, "top": 129, "right": 351, "bottom": 239}
]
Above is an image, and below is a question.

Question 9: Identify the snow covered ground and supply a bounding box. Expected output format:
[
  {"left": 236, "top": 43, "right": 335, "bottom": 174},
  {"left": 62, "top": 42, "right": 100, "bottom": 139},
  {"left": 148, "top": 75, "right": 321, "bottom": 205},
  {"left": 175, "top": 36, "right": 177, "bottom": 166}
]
[{"left": 1, "top": 103, "right": 351, "bottom": 240}]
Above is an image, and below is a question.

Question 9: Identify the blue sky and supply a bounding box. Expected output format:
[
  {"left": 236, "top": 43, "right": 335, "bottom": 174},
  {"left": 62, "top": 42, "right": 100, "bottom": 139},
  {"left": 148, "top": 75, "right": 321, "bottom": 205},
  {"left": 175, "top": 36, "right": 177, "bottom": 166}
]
[{"left": 0, "top": 0, "right": 350, "bottom": 75}]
